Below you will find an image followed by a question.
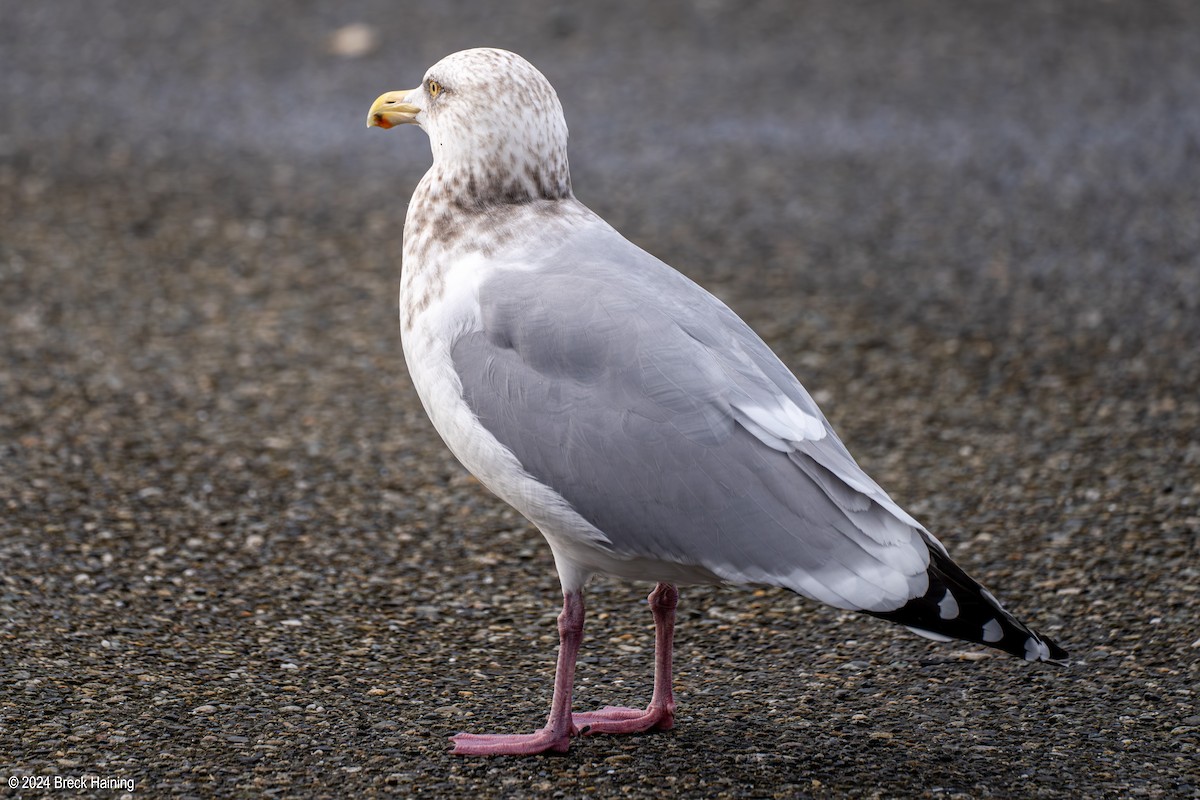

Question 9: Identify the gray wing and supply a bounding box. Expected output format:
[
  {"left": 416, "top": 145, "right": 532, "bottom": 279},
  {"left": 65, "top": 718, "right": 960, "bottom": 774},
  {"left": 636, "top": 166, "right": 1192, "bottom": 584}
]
[{"left": 452, "top": 224, "right": 933, "bottom": 612}]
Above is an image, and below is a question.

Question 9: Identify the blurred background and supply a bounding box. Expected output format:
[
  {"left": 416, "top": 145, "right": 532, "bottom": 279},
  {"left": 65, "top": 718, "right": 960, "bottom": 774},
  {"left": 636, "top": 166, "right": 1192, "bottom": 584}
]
[{"left": 2, "top": 1, "right": 1197, "bottom": 796}]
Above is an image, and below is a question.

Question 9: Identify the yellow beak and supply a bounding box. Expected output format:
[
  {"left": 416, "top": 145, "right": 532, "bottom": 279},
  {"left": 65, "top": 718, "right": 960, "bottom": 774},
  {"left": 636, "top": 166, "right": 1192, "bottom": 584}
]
[{"left": 367, "top": 89, "right": 421, "bottom": 129}]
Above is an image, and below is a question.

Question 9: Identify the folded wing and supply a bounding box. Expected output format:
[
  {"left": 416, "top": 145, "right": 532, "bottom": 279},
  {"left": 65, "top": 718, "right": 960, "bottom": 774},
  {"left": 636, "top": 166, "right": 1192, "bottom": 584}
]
[{"left": 452, "top": 225, "right": 934, "bottom": 613}]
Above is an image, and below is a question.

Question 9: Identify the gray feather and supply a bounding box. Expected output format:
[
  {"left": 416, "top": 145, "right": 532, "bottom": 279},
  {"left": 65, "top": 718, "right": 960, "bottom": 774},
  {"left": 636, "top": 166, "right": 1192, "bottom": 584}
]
[{"left": 451, "top": 224, "right": 930, "bottom": 611}]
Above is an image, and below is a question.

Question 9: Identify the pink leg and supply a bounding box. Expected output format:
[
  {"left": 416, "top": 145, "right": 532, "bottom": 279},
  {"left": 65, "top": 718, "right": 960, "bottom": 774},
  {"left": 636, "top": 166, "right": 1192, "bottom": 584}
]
[
  {"left": 451, "top": 591, "right": 584, "bottom": 755},
  {"left": 573, "top": 582, "right": 678, "bottom": 735}
]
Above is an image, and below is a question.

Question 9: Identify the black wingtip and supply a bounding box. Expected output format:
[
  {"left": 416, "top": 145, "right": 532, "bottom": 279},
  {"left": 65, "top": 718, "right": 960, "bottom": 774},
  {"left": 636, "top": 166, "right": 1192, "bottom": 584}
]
[
  {"left": 865, "top": 539, "right": 1068, "bottom": 664},
  {"left": 1043, "top": 636, "right": 1069, "bottom": 664}
]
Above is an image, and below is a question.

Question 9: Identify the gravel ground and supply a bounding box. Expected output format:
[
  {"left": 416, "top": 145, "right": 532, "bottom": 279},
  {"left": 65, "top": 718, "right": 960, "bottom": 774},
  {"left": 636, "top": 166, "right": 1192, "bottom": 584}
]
[{"left": 2, "top": 1, "right": 1198, "bottom": 797}]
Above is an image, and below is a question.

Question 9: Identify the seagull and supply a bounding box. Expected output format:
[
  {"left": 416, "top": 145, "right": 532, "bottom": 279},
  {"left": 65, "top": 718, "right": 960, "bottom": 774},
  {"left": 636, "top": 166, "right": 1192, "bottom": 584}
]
[{"left": 366, "top": 47, "right": 1067, "bottom": 756}]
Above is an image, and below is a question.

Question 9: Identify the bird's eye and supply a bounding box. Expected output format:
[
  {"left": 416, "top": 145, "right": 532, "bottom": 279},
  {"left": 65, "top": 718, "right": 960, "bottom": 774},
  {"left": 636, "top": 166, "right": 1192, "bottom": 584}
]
[{"left": 427, "top": 80, "right": 443, "bottom": 98}]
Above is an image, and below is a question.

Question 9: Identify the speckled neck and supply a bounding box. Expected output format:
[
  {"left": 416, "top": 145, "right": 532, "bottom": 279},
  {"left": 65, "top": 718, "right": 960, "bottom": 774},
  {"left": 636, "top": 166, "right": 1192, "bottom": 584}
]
[
  {"left": 403, "top": 163, "right": 569, "bottom": 270},
  {"left": 422, "top": 138, "right": 571, "bottom": 211}
]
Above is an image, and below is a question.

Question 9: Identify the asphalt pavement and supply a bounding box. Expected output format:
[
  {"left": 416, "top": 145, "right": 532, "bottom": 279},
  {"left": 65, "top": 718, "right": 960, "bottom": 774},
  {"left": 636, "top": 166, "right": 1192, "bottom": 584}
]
[{"left": 1, "top": 1, "right": 1198, "bottom": 797}]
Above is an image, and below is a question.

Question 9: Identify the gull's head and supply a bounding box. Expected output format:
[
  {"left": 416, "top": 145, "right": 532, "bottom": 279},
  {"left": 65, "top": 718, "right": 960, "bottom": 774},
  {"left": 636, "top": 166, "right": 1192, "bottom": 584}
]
[{"left": 368, "top": 48, "right": 571, "bottom": 204}]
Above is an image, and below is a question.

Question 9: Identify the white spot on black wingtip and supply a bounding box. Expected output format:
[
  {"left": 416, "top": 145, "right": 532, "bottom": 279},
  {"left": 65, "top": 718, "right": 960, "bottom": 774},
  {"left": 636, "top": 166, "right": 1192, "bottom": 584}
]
[
  {"left": 1024, "top": 637, "right": 1051, "bottom": 662},
  {"left": 938, "top": 588, "right": 960, "bottom": 620},
  {"left": 981, "top": 619, "right": 1003, "bottom": 642}
]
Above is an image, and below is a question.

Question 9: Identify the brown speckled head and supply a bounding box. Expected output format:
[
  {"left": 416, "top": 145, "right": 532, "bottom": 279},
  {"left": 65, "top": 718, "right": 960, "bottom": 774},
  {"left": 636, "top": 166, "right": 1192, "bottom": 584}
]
[{"left": 393, "top": 48, "right": 572, "bottom": 207}]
